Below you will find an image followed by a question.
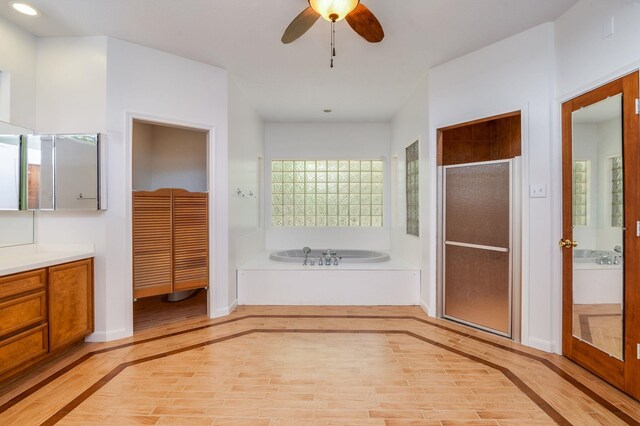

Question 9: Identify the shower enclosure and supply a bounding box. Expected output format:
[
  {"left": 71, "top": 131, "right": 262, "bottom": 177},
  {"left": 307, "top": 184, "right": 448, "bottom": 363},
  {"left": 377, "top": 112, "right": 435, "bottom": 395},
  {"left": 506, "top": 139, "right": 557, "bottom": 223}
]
[{"left": 441, "top": 159, "right": 519, "bottom": 337}]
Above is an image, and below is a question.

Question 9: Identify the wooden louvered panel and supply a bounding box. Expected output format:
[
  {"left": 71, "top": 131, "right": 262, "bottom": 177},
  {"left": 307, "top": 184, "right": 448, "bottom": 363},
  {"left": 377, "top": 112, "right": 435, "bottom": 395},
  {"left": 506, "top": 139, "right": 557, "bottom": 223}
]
[
  {"left": 173, "top": 190, "right": 208, "bottom": 291},
  {"left": 132, "top": 189, "right": 173, "bottom": 298}
]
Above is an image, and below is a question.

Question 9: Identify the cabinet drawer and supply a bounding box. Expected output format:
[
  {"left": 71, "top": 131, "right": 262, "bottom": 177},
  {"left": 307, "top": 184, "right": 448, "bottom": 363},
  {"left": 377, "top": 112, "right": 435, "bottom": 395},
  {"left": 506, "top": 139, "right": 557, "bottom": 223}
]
[
  {"left": 0, "top": 324, "right": 48, "bottom": 375},
  {"left": 0, "top": 291, "right": 47, "bottom": 338},
  {"left": 0, "top": 269, "right": 46, "bottom": 300}
]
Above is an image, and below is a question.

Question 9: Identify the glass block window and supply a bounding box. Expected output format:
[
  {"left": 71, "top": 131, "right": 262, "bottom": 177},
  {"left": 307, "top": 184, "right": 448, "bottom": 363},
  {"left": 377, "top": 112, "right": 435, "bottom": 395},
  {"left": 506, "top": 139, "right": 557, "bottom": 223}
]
[
  {"left": 406, "top": 141, "right": 419, "bottom": 236},
  {"left": 611, "top": 157, "right": 623, "bottom": 228},
  {"left": 271, "top": 160, "right": 384, "bottom": 227},
  {"left": 572, "top": 160, "right": 588, "bottom": 227}
]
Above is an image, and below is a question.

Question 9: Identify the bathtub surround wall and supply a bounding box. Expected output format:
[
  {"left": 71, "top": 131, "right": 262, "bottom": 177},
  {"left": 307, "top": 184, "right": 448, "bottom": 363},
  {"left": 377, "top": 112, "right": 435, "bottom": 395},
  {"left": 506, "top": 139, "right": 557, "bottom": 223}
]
[
  {"left": 390, "top": 76, "right": 429, "bottom": 307},
  {"left": 228, "top": 77, "right": 265, "bottom": 307},
  {"left": 264, "top": 122, "right": 391, "bottom": 251}
]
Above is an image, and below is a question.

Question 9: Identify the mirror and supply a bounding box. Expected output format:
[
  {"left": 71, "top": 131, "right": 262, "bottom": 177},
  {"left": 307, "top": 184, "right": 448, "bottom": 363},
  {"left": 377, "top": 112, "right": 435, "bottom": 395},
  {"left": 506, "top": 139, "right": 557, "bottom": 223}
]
[
  {"left": 0, "top": 120, "right": 35, "bottom": 247},
  {"left": 26, "top": 135, "right": 54, "bottom": 210},
  {"left": 54, "top": 134, "right": 99, "bottom": 210},
  {"left": 571, "top": 94, "right": 624, "bottom": 360},
  {"left": 0, "top": 134, "right": 21, "bottom": 210},
  {"left": 25, "top": 134, "right": 101, "bottom": 210}
]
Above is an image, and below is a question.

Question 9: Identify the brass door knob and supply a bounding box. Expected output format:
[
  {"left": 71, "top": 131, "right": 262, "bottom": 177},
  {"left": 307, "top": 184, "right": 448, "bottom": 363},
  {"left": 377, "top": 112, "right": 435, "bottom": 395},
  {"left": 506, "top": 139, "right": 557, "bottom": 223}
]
[{"left": 558, "top": 239, "right": 578, "bottom": 249}]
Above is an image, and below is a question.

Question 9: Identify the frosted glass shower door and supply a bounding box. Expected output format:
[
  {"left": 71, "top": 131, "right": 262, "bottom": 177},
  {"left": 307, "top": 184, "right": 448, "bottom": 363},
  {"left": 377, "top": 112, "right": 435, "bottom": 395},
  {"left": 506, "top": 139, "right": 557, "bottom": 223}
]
[{"left": 443, "top": 160, "right": 512, "bottom": 337}]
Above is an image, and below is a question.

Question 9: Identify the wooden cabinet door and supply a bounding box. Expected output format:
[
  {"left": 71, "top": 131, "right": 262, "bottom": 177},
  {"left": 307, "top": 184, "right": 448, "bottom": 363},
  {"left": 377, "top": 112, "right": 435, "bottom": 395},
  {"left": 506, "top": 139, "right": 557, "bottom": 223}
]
[
  {"left": 48, "top": 259, "right": 93, "bottom": 352},
  {"left": 133, "top": 189, "right": 173, "bottom": 298},
  {"left": 173, "top": 190, "right": 208, "bottom": 291}
]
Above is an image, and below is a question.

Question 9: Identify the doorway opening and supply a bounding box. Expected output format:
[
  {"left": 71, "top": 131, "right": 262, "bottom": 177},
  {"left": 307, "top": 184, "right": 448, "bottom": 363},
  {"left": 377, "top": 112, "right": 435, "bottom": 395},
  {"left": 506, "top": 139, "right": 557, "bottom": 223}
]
[
  {"left": 437, "top": 112, "right": 522, "bottom": 340},
  {"left": 131, "top": 119, "right": 210, "bottom": 333}
]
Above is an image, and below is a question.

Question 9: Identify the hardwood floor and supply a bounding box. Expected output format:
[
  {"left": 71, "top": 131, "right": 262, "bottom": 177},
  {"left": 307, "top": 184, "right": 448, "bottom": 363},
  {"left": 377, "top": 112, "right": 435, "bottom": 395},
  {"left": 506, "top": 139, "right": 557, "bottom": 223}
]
[
  {"left": 133, "top": 289, "right": 208, "bottom": 332},
  {"left": 572, "top": 303, "right": 623, "bottom": 360},
  {"left": 0, "top": 306, "right": 639, "bottom": 425}
]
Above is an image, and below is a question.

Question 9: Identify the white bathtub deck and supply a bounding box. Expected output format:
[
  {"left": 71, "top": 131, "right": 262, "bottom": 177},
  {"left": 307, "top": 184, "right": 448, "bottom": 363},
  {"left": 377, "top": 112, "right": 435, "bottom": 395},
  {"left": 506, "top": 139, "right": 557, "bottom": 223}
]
[{"left": 238, "top": 252, "right": 420, "bottom": 306}]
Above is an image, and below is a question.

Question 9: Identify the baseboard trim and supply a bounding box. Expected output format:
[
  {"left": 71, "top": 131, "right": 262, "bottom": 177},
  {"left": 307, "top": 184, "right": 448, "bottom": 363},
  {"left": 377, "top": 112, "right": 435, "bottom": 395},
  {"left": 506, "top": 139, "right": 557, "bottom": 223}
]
[
  {"left": 527, "top": 337, "right": 553, "bottom": 353},
  {"left": 85, "top": 328, "right": 130, "bottom": 343},
  {"left": 419, "top": 299, "right": 430, "bottom": 316},
  {"left": 211, "top": 299, "right": 238, "bottom": 318}
]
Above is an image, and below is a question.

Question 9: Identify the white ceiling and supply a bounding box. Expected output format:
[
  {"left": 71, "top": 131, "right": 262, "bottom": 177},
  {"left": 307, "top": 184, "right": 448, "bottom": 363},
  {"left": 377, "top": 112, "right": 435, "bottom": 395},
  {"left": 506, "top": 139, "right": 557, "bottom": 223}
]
[{"left": 0, "top": 0, "right": 578, "bottom": 122}]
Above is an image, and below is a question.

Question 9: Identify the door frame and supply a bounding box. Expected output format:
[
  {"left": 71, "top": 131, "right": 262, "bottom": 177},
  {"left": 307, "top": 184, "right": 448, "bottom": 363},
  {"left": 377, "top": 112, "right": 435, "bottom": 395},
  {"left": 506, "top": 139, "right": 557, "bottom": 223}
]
[{"left": 561, "top": 71, "right": 640, "bottom": 399}]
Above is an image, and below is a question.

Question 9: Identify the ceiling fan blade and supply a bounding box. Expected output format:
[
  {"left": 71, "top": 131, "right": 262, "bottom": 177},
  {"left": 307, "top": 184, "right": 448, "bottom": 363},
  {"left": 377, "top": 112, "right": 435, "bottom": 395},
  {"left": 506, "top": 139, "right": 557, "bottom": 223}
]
[
  {"left": 281, "top": 6, "right": 321, "bottom": 44},
  {"left": 345, "top": 3, "right": 384, "bottom": 43}
]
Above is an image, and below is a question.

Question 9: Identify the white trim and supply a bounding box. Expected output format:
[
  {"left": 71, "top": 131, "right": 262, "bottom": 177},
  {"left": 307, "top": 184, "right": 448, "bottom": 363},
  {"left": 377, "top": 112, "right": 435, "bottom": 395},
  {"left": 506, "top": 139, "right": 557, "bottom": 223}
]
[
  {"left": 557, "top": 62, "right": 640, "bottom": 103},
  {"left": 419, "top": 299, "right": 430, "bottom": 316},
  {"left": 85, "top": 328, "right": 128, "bottom": 343},
  {"left": 527, "top": 337, "right": 554, "bottom": 353},
  {"left": 125, "top": 112, "right": 216, "bottom": 340},
  {"left": 212, "top": 299, "right": 238, "bottom": 318}
]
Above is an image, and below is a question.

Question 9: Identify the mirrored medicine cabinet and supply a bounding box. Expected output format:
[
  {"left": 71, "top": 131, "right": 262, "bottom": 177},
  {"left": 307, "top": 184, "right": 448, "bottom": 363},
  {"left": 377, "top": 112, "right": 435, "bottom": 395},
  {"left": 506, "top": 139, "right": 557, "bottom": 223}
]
[{"left": 0, "top": 127, "right": 105, "bottom": 212}]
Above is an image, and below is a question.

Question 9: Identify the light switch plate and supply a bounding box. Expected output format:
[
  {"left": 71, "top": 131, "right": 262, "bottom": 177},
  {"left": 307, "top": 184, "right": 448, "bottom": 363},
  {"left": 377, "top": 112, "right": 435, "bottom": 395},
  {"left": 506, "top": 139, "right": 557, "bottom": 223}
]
[
  {"left": 530, "top": 184, "right": 547, "bottom": 198},
  {"left": 603, "top": 16, "right": 614, "bottom": 39}
]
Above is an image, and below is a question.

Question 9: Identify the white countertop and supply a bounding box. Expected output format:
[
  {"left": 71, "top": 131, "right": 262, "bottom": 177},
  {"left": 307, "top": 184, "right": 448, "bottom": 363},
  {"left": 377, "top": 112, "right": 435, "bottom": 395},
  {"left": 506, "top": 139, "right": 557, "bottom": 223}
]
[
  {"left": 239, "top": 252, "right": 418, "bottom": 271},
  {"left": 0, "top": 244, "right": 95, "bottom": 277}
]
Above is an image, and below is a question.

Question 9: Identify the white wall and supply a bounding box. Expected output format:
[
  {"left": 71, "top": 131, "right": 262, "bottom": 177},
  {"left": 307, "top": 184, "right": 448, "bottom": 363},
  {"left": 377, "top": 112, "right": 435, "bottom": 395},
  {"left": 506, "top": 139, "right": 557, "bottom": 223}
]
[
  {"left": 390, "top": 76, "right": 429, "bottom": 278},
  {"left": 555, "top": 0, "right": 640, "bottom": 98},
  {"left": 132, "top": 123, "right": 208, "bottom": 192},
  {"left": 228, "top": 78, "right": 264, "bottom": 305},
  {"left": 106, "top": 37, "right": 229, "bottom": 334},
  {"left": 264, "top": 122, "right": 391, "bottom": 250},
  {"left": 550, "top": 0, "right": 640, "bottom": 354},
  {"left": 0, "top": 15, "right": 36, "bottom": 129},
  {"left": 34, "top": 37, "right": 109, "bottom": 337},
  {"left": 428, "top": 23, "right": 555, "bottom": 352},
  {"left": 35, "top": 36, "right": 230, "bottom": 340}
]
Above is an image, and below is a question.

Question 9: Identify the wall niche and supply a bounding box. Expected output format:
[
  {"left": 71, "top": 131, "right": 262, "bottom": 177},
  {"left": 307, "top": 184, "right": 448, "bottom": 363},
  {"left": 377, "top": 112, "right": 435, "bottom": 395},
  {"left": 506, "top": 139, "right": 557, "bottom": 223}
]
[{"left": 438, "top": 112, "right": 521, "bottom": 166}]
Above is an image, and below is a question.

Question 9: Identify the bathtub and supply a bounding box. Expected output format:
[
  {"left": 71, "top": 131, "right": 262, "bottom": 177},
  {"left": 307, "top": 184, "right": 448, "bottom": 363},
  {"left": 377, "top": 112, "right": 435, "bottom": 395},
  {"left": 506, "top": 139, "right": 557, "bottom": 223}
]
[
  {"left": 270, "top": 249, "right": 390, "bottom": 263},
  {"left": 573, "top": 249, "right": 623, "bottom": 304},
  {"left": 238, "top": 250, "right": 419, "bottom": 306}
]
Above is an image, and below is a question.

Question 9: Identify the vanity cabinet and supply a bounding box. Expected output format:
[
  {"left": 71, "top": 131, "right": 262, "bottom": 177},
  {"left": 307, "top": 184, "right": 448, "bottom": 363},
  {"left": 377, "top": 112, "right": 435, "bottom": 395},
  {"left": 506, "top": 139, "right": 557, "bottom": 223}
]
[
  {"left": 132, "top": 189, "right": 208, "bottom": 299},
  {"left": 0, "top": 258, "right": 93, "bottom": 381},
  {"left": 48, "top": 259, "right": 93, "bottom": 352}
]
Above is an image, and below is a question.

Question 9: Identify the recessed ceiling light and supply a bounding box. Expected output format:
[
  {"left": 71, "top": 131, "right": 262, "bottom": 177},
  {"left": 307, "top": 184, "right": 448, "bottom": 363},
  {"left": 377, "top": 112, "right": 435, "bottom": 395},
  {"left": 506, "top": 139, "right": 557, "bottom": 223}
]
[{"left": 11, "top": 2, "right": 39, "bottom": 16}]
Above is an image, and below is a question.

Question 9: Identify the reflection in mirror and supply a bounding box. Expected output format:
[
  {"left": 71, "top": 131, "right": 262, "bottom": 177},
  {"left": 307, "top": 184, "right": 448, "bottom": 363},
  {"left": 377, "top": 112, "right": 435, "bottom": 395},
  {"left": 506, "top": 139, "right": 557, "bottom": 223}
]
[
  {"left": 0, "top": 135, "right": 21, "bottom": 210},
  {"left": 54, "top": 134, "right": 99, "bottom": 210},
  {"left": 0, "top": 120, "right": 35, "bottom": 247},
  {"left": 26, "top": 135, "right": 54, "bottom": 210},
  {"left": 571, "top": 93, "right": 624, "bottom": 360},
  {"left": 0, "top": 211, "right": 34, "bottom": 247}
]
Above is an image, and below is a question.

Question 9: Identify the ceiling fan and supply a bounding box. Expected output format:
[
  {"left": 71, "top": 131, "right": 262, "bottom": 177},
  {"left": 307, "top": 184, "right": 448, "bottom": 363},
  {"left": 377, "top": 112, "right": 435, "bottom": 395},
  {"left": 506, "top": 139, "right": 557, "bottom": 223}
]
[{"left": 281, "top": 0, "right": 384, "bottom": 45}]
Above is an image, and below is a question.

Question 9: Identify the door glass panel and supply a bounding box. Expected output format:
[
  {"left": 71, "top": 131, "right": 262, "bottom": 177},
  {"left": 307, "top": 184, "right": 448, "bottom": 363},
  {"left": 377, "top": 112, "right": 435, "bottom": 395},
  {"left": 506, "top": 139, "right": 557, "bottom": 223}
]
[
  {"left": 444, "top": 161, "right": 511, "bottom": 336},
  {"left": 571, "top": 94, "right": 623, "bottom": 360},
  {"left": 445, "top": 163, "right": 510, "bottom": 247},
  {"left": 445, "top": 245, "right": 510, "bottom": 333}
]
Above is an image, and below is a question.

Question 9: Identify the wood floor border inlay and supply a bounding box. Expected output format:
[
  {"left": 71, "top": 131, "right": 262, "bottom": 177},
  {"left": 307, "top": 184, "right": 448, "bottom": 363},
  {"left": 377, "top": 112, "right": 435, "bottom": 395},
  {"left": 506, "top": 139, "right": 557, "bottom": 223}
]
[
  {"left": 39, "top": 329, "right": 570, "bottom": 426},
  {"left": 2, "top": 313, "right": 638, "bottom": 425}
]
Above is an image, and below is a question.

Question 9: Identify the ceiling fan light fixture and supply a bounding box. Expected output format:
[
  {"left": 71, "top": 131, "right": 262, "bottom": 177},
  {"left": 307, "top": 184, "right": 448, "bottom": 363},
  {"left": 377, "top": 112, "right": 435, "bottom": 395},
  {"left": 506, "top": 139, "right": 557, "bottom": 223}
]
[
  {"left": 309, "top": 0, "right": 359, "bottom": 22},
  {"left": 11, "top": 2, "right": 39, "bottom": 16}
]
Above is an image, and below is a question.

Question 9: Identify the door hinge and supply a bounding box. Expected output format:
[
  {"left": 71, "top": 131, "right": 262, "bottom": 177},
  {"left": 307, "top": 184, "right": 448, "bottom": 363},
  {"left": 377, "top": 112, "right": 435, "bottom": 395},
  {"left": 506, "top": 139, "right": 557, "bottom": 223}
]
[
  {"left": 637, "top": 343, "right": 640, "bottom": 360},
  {"left": 637, "top": 221, "right": 640, "bottom": 237},
  {"left": 636, "top": 99, "right": 640, "bottom": 115}
]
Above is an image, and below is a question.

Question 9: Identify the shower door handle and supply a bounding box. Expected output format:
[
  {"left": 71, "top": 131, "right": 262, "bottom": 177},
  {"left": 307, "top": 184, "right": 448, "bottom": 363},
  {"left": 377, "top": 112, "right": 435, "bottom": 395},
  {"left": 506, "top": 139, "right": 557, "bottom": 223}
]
[{"left": 559, "top": 239, "right": 578, "bottom": 249}]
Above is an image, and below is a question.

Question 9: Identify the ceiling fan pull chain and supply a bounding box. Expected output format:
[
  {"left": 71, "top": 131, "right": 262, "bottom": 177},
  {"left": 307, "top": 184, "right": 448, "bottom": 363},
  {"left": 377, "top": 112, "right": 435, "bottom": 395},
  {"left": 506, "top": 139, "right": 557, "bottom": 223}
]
[{"left": 330, "top": 20, "right": 335, "bottom": 68}]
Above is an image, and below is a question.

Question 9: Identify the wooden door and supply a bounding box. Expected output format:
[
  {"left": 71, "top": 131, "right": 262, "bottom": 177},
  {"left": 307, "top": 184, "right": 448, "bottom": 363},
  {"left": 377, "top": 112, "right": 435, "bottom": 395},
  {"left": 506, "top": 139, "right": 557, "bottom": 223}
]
[
  {"left": 561, "top": 71, "right": 639, "bottom": 399},
  {"left": 48, "top": 259, "right": 93, "bottom": 352},
  {"left": 132, "top": 189, "right": 173, "bottom": 298},
  {"left": 172, "top": 189, "right": 209, "bottom": 291}
]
